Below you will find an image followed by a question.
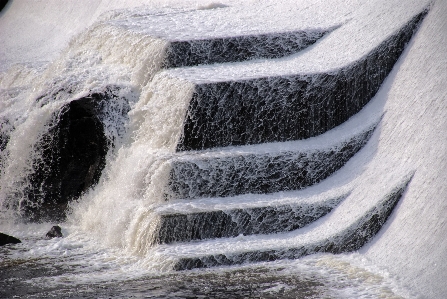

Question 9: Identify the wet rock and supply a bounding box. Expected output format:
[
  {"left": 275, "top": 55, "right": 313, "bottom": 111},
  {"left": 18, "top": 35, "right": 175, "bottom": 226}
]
[
  {"left": 45, "top": 225, "right": 63, "bottom": 239},
  {"left": 173, "top": 178, "right": 411, "bottom": 270},
  {"left": 177, "top": 10, "right": 428, "bottom": 151},
  {"left": 153, "top": 195, "right": 346, "bottom": 245},
  {"left": 169, "top": 125, "right": 376, "bottom": 200},
  {"left": 23, "top": 86, "right": 130, "bottom": 222},
  {"left": 0, "top": 233, "right": 21, "bottom": 246},
  {"left": 164, "top": 29, "right": 330, "bottom": 68},
  {"left": 0, "top": 118, "right": 11, "bottom": 170},
  {"left": 0, "top": 117, "right": 13, "bottom": 154},
  {"left": 0, "top": 0, "right": 9, "bottom": 13}
]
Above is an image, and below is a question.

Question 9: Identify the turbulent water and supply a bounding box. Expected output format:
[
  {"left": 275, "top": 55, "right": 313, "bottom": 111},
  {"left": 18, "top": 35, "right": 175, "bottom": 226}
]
[
  {"left": 0, "top": 222, "right": 414, "bottom": 298},
  {"left": 1, "top": 0, "right": 447, "bottom": 298}
]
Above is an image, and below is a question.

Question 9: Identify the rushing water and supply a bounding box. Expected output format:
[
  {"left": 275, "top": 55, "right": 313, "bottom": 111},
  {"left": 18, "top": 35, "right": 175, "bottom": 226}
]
[
  {"left": 1, "top": 0, "right": 446, "bottom": 298},
  {"left": 0, "top": 223, "right": 413, "bottom": 298}
]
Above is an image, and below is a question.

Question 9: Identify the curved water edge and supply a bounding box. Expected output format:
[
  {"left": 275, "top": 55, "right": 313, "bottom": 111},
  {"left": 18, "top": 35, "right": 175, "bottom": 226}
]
[
  {"left": 0, "top": 234, "right": 415, "bottom": 298},
  {"left": 0, "top": 0, "right": 445, "bottom": 298},
  {"left": 71, "top": 4, "right": 426, "bottom": 264},
  {"left": 171, "top": 175, "right": 412, "bottom": 270},
  {"left": 176, "top": 9, "right": 427, "bottom": 151}
]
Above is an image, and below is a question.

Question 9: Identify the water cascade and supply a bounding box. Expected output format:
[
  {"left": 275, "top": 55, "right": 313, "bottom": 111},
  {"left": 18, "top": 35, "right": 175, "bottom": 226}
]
[{"left": 1, "top": 0, "right": 446, "bottom": 298}]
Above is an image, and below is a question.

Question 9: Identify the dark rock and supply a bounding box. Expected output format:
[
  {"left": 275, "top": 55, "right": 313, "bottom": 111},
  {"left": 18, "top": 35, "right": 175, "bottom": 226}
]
[
  {"left": 177, "top": 10, "right": 427, "bottom": 151},
  {"left": 0, "top": 118, "right": 11, "bottom": 152},
  {"left": 0, "top": 232, "right": 21, "bottom": 246},
  {"left": 153, "top": 195, "right": 345, "bottom": 245},
  {"left": 45, "top": 225, "right": 63, "bottom": 239},
  {"left": 169, "top": 124, "right": 376, "bottom": 200},
  {"left": 164, "top": 29, "right": 330, "bottom": 68},
  {"left": 0, "top": 0, "right": 9, "bottom": 13},
  {"left": 173, "top": 177, "right": 411, "bottom": 270},
  {"left": 23, "top": 86, "right": 130, "bottom": 222},
  {"left": 0, "top": 118, "right": 13, "bottom": 168}
]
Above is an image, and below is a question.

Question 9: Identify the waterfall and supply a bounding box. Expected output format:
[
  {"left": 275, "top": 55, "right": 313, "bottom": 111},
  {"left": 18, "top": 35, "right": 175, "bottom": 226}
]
[
  {"left": 0, "top": 7, "right": 176, "bottom": 219},
  {"left": 1, "top": 0, "right": 446, "bottom": 298}
]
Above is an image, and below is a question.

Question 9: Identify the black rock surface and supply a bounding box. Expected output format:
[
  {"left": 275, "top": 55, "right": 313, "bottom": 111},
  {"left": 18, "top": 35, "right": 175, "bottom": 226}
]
[
  {"left": 45, "top": 225, "right": 63, "bottom": 239},
  {"left": 0, "top": 232, "right": 21, "bottom": 246},
  {"left": 177, "top": 10, "right": 427, "bottom": 151},
  {"left": 152, "top": 195, "right": 345, "bottom": 245},
  {"left": 173, "top": 178, "right": 410, "bottom": 270},
  {"left": 23, "top": 87, "right": 130, "bottom": 222},
  {"left": 164, "top": 29, "right": 330, "bottom": 68},
  {"left": 168, "top": 125, "right": 376, "bottom": 200}
]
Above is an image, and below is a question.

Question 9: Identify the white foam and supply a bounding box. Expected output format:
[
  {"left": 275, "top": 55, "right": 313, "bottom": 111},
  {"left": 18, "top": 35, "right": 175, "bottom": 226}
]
[
  {"left": 154, "top": 184, "right": 351, "bottom": 214},
  {"left": 108, "top": 0, "right": 348, "bottom": 41},
  {"left": 1, "top": 0, "right": 446, "bottom": 297},
  {"left": 148, "top": 172, "right": 410, "bottom": 259},
  {"left": 164, "top": 0, "right": 431, "bottom": 83}
]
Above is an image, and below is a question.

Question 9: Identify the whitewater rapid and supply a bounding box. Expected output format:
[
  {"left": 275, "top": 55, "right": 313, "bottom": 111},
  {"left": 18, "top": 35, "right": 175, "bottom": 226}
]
[{"left": 1, "top": 0, "right": 446, "bottom": 298}]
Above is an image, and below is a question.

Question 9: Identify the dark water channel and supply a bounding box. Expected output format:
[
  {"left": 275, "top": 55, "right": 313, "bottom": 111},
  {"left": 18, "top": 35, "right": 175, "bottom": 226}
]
[
  {"left": 1, "top": 254, "right": 324, "bottom": 298},
  {"left": 0, "top": 231, "right": 407, "bottom": 299}
]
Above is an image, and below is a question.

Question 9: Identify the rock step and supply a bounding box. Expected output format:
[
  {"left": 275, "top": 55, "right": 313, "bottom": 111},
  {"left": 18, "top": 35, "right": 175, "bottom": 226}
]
[
  {"left": 107, "top": 5, "right": 339, "bottom": 70},
  {"left": 169, "top": 10, "right": 427, "bottom": 151},
  {"left": 151, "top": 191, "right": 347, "bottom": 245},
  {"left": 166, "top": 112, "right": 379, "bottom": 200},
  {"left": 171, "top": 176, "right": 411, "bottom": 270},
  {"left": 163, "top": 29, "right": 331, "bottom": 68},
  {"left": 24, "top": 86, "right": 130, "bottom": 222}
]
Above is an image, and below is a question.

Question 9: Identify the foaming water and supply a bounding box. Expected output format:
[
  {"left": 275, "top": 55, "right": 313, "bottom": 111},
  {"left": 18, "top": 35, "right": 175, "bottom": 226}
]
[
  {"left": 67, "top": 78, "right": 195, "bottom": 254},
  {"left": 69, "top": 147, "right": 170, "bottom": 248},
  {"left": 0, "top": 6, "right": 171, "bottom": 220},
  {"left": 131, "top": 74, "right": 195, "bottom": 149},
  {"left": 0, "top": 227, "right": 415, "bottom": 299},
  {"left": 0, "top": 0, "right": 442, "bottom": 298},
  {"left": 0, "top": 7, "right": 197, "bottom": 277}
]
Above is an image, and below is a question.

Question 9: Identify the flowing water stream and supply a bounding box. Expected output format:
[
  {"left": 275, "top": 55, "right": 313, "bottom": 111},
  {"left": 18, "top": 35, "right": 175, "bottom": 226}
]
[{"left": 1, "top": 0, "right": 446, "bottom": 298}]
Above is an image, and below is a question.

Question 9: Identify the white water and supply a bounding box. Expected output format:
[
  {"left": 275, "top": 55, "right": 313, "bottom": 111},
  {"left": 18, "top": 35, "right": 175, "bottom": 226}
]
[{"left": 1, "top": 0, "right": 446, "bottom": 298}]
